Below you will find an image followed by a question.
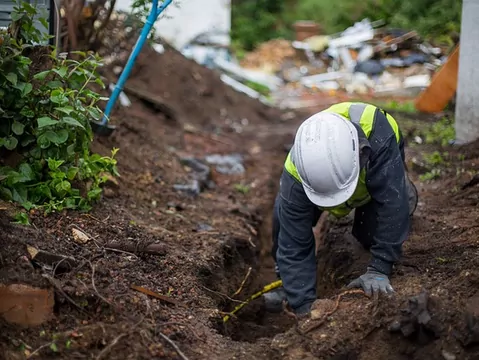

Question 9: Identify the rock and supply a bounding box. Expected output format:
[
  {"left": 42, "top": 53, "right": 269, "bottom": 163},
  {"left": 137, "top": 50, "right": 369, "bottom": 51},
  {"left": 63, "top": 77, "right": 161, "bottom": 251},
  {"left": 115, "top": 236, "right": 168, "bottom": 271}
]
[
  {"left": 0, "top": 284, "right": 54, "bottom": 326},
  {"left": 310, "top": 299, "right": 336, "bottom": 320},
  {"left": 72, "top": 228, "right": 90, "bottom": 244},
  {"left": 442, "top": 350, "right": 456, "bottom": 360}
]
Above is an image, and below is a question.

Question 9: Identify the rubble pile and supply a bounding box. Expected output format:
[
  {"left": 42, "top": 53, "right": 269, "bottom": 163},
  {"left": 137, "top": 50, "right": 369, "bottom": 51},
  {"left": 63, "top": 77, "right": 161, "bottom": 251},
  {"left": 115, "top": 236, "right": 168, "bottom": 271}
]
[{"left": 235, "top": 19, "right": 454, "bottom": 108}]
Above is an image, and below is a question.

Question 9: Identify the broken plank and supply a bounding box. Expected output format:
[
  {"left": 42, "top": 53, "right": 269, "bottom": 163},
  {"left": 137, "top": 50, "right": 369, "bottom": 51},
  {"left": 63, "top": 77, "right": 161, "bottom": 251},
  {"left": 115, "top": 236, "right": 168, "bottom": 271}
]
[{"left": 414, "top": 45, "right": 459, "bottom": 113}]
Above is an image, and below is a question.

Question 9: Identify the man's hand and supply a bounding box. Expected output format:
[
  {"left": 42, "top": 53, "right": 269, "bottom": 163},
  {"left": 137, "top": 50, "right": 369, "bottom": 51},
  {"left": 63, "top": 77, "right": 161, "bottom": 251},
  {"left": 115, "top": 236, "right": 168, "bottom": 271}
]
[{"left": 347, "top": 268, "right": 394, "bottom": 297}]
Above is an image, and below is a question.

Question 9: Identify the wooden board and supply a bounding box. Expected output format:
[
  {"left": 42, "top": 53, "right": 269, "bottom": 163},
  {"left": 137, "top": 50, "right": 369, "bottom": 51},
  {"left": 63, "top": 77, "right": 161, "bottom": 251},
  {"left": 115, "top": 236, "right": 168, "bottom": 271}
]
[{"left": 414, "top": 45, "right": 459, "bottom": 113}]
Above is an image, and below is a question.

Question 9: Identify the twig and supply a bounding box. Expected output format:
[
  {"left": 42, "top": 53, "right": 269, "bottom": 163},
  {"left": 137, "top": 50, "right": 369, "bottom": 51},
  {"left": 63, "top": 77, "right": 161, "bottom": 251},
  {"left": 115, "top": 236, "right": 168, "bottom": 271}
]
[
  {"left": 96, "top": 317, "right": 144, "bottom": 360},
  {"left": 104, "top": 247, "right": 139, "bottom": 259},
  {"left": 42, "top": 274, "right": 88, "bottom": 314},
  {"left": 159, "top": 332, "right": 190, "bottom": 360},
  {"left": 130, "top": 285, "right": 182, "bottom": 307},
  {"left": 199, "top": 285, "right": 245, "bottom": 304},
  {"left": 96, "top": 334, "right": 127, "bottom": 360},
  {"left": 242, "top": 219, "right": 258, "bottom": 236},
  {"left": 89, "top": 262, "right": 113, "bottom": 306},
  {"left": 247, "top": 236, "right": 256, "bottom": 248},
  {"left": 26, "top": 341, "right": 54, "bottom": 359},
  {"left": 231, "top": 267, "right": 252, "bottom": 298}
]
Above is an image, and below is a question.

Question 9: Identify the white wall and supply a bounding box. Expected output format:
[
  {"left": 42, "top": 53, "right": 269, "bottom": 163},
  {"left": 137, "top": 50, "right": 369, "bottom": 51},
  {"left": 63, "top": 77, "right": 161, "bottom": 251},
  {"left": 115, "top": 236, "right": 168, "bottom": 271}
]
[{"left": 115, "top": 0, "right": 231, "bottom": 49}]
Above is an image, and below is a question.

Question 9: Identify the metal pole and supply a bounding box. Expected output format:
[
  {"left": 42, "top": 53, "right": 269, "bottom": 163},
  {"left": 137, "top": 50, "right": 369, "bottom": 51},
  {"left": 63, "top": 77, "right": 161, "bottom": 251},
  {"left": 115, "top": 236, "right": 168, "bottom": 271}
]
[
  {"left": 101, "top": 0, "right": 173, "bottom": 125},
  {"left": 455, "top": 0, "right": 479, "bottom": 144}
]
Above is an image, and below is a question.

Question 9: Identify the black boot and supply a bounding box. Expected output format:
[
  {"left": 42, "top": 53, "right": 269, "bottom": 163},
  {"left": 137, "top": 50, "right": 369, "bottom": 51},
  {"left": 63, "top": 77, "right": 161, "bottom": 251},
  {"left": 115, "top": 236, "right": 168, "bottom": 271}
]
[{"left": 263, "top": 287, "right": 287, "bottom": 313}]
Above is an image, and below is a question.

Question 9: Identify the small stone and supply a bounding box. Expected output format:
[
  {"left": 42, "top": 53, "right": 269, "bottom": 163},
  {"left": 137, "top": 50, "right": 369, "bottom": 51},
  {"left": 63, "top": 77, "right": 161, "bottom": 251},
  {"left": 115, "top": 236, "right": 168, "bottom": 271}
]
[
  {"left": 442, "top": 350, "right": 456, "bottom": 360},
  {"left": 72, "top": 228, "right": 90, "bottom": 244}
]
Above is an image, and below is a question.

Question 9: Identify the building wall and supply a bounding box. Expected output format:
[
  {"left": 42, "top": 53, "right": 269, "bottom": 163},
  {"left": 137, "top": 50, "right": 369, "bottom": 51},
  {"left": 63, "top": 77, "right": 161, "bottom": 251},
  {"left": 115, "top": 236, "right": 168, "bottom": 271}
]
[{"left": 115, "top": 0, "right": 231, "bottom": 49}]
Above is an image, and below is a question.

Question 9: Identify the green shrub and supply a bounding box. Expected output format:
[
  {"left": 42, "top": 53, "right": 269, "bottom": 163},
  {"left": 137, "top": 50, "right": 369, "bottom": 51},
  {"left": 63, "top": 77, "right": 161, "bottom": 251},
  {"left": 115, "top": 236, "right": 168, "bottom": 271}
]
[{"left": 0, "top": 2, "right": 118, "bottom": 215}]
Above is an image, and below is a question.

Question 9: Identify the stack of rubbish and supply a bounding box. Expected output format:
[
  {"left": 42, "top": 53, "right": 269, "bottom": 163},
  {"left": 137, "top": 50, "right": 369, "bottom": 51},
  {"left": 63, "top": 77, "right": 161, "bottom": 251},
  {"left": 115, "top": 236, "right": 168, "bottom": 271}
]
[{"left": 236, "top": 19, "right": 450, "bottom": 102}]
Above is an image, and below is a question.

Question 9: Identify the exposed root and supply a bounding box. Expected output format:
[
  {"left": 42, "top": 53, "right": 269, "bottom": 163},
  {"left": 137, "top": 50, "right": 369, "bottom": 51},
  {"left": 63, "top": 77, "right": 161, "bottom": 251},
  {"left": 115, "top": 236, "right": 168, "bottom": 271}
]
[{"left": 231, "top": 267, "right": 252, "bottom": 298}]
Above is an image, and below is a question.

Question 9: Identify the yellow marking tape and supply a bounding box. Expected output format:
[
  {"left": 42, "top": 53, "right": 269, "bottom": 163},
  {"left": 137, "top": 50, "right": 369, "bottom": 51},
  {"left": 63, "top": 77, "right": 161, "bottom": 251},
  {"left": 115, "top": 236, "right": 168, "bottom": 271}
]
[{"left": 222, "top": 279, "right": 283, "bottom": 323}]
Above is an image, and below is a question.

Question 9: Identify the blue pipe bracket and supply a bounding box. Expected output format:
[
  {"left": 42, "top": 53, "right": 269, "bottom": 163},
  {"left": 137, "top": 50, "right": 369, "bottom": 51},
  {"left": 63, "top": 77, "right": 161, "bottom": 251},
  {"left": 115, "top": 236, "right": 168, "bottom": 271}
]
[{"left": 101, "top": 0, "right": 174, "bottom": 125}]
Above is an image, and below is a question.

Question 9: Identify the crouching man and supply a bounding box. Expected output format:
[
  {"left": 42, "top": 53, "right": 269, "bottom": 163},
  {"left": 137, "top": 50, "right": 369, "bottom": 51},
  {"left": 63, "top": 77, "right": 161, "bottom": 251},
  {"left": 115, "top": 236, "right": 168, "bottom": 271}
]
[{"left": 264, "top": 102, "right": 418, "bottom": 320}]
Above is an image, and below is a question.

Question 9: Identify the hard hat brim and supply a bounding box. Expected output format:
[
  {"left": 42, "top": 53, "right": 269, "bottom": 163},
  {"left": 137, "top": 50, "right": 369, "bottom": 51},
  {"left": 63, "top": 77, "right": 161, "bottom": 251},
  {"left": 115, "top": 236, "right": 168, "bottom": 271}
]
[{"left": 301, "top": 165, "right": 360, "bottom": 208}]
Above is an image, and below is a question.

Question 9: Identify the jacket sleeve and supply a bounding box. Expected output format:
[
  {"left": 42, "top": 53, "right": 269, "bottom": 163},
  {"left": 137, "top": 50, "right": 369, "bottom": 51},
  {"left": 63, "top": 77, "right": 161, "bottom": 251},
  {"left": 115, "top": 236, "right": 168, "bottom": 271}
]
[
  {"left": 365, "top": 134, "right": 410, "bottom": 275},
  {"left": 276, "top": 170, "right": 319, "bottom": 314}
]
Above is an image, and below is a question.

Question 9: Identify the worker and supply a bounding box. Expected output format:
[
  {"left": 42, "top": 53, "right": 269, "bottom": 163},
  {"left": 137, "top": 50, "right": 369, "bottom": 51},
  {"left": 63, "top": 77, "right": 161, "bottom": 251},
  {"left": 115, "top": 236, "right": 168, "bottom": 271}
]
[{"left": 263, "top": 102, "right": 418, "bottom": 318}]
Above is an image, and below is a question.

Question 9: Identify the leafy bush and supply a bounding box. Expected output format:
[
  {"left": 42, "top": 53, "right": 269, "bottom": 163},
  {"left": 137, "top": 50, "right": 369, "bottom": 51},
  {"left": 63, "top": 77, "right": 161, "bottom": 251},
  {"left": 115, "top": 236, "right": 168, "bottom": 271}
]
[
  {"left": 0, "top": 2, "right": 118, "bottom": 215},
  {"left": 232, "top": 0, "right": 462, "bottom": 52}
]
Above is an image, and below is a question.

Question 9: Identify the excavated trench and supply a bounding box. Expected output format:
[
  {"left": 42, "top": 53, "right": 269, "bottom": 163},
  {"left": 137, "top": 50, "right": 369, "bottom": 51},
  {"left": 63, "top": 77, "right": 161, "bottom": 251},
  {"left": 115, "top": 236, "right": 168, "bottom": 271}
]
[{"left": 200, "top": 164, "right": 366, "bottom": 347}]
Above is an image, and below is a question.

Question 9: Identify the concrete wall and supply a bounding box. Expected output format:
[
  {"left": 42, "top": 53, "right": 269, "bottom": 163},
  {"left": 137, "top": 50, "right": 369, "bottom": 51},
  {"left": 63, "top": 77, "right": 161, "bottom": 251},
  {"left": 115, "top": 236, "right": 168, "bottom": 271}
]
[
  {"left": 455, "top": 0, "right": 479, "bottom": 144},
  {"left": 115, "top": 0, "right": 231, "bottom": 49}
]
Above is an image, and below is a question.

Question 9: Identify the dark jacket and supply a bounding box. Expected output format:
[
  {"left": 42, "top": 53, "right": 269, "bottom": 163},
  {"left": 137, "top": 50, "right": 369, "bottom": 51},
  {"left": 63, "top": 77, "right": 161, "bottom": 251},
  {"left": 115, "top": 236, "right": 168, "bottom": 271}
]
[{"left": 275, "top": 109, "right": 410, "bottom": 313}]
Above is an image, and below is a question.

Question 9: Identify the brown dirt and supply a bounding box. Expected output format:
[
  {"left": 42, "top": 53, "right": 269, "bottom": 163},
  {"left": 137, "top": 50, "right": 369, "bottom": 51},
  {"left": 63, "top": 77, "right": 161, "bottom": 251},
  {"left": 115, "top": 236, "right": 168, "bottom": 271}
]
[{"left": 1, "top": 39, "right": 479, "bottom": 360}]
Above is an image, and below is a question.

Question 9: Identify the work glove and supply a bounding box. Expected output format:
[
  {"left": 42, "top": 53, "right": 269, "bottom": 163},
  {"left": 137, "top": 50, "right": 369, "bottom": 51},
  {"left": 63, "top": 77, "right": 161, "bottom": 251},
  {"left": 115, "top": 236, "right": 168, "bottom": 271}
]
[{"left": 347, "top": 268, "right": 394, "bottom": 297}]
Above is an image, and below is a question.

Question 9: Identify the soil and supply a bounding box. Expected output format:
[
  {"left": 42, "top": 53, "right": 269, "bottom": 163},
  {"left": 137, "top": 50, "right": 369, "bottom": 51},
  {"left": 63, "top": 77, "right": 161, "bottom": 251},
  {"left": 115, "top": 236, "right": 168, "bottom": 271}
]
[{"left": 2, "top": 39, "right": 479, "bottom": 360}]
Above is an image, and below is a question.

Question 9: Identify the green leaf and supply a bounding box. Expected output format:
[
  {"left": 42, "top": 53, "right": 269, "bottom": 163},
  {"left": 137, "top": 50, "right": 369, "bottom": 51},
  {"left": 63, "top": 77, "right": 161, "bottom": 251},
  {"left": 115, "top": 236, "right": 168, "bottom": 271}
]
[
  {"left": 4, "top": 137, "right": 18, "bottom": 150},
  {"left": 20, "top": 107, "right": 35, "bottom": 118},
  {"left": 12, "top": 121, "right": 24, "bottom": 135},
  {"left": 67, "top": 144, "right": 75, "bottom": 156},
  {"left": 46, "top": 129, "right": 68, "bottom": 145},
  {"left": 33, "top": 70, "right": 50, "bottom": 80},
  {"left": 53, "top": 67, "right": 68, "bottom": 78},
  {"left": 21, "top": 136, "right": 35, "bottom": 147},
  {"left": 0, "top": 187, "right": 12, "bottom": 200},
  {"left": 60, "top": 180, "right": 71, "bottom": 192},
  {"left": 6, "top": 73, "right": 18, "bottom": 86},
  {"left": 50, "top": 89, "right": 68, "bottom": 105},
  {"left": 19, "top": 163, "right": 35, "bottom": 182},
  {"left": 62, "top": 117, "right": 85, "bottom": 129},
  {"left": 67, "top": 167, "right": 79, "bottom": 180},
  {"left": 12, "top": 186, "right": 27, "bottom": 204},
  {"left": 55, "top": 106, "right": 74, "bottom": 115},
  {"left": 47, "top": 158, "right": 64, "bottom": 171},
  {"left": 13, "top": 212, "right": 30, "bottom": 225},
  {"left": 37, "top": 116, "right": 58, "bottom": 128},
  {"left": 50, "top": 342, "right": 58, "bottom": 353},
  {"left": 87, "top": 187, "right": 102, "bottom": 200},
  {"left": 47, "top": 80, "right": 63, "bottom": 89},
  {"left": 22, "top": 83, "right": 33, "bottom": 96},
  {"left": 10, "top": 12, "right": 23, "bottom": 21},
  {"left": 37, "top": 133, "right": 51, "bottom": 149}
]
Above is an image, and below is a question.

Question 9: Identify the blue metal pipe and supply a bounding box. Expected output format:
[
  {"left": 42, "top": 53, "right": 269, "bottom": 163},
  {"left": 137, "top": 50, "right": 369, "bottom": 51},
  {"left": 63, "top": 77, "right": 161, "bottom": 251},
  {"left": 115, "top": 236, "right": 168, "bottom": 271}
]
[{"left": 101, "top": 0, "right": 174, "bottom": 125}]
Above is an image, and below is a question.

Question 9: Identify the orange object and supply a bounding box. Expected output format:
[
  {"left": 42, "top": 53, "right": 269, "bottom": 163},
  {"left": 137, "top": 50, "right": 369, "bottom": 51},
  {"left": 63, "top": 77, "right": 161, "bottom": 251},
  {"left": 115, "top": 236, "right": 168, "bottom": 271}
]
[
  {"left": 130, "top": 285, "right": 182, "bottom": 306},
  {"left": 414, "top": 45, "right": 460, "bottom": 113}
]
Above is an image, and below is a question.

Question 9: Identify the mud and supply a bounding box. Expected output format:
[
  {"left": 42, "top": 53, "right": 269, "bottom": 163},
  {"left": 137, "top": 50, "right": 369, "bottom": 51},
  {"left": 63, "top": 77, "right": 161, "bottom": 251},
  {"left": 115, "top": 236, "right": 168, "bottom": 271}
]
[{"left": 1, "top": 38, "right": 479, "bottom": 360}]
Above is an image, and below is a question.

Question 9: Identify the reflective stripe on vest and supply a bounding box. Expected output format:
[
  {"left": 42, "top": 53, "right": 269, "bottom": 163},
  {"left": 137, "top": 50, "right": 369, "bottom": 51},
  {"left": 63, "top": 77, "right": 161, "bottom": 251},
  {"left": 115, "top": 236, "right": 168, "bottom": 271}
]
[{"left": 284, "top": 102, "right": 400, "bottom": 218}]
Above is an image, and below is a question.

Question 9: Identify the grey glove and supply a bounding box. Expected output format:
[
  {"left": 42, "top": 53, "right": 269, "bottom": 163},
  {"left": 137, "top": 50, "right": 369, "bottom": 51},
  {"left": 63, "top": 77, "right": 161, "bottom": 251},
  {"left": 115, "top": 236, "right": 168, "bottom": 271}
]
[{"left": 347, "top": 268, "right": 394, "bottom": 297}]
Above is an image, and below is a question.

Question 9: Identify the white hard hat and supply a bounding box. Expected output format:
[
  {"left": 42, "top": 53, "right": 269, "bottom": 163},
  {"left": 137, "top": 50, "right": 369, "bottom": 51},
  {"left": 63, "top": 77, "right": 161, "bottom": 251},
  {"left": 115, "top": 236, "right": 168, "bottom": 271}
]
[{"left": 291, "top": 112, "right": 360, "bottom": 207}]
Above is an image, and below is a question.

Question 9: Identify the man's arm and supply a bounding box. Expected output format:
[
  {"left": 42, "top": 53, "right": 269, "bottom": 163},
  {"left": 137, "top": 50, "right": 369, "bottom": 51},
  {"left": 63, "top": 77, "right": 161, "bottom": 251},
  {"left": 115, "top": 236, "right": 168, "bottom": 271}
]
[
  {"left": 276, "top": 170, "right": 319, "bottom": 314},
  {"left": 365, "top": 135, "right": 410, "bottom": 275}
]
